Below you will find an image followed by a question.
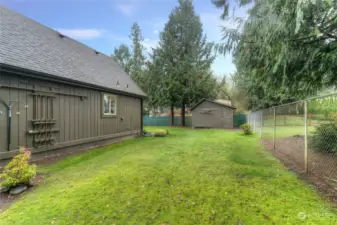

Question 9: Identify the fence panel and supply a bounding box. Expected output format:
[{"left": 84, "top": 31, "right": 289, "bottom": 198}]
[
  {"left": 247, "top": 93, "right": 337, "bottom": 200},
  {"left": 307, "top": 95, "right": 337, "bottom": 188},
  {"left": 248, "top": 111, "right": 262, "bottom": 135},
  {"left": 143, "top": 116, "right": 192, "bottom": 127},
  {"left": 275, "top": 102, "right": 305, "bottom": 172},
  {"left": 261, "top": 108, "right": 274, "bottom": 142},
  {"left": 233, "top": 114, "right": 247, "bottom": 128},
  {"left": 145, "top": 114, "right": 246, "bottom": 128}
]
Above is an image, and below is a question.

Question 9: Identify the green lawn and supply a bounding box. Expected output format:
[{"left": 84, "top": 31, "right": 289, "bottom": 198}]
[
  {"left": 261, "top": 115, "right": 326, "bottom": 140},
  {"left": 263, "top": 115, "right": 306, "bottom": 126},
  {"left": 261, "top": 126, "right": 315, "bottom": 140},
  {"left": 1, "top": 127, "right": 336, "bottom": 224}
]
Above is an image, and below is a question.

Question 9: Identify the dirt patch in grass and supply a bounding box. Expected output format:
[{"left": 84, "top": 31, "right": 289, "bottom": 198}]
[
  {"left": 263, "top": 136, "right": 337, "bottom": 206},
  {"left": 0, "top": 174, "right": 44, "bottom": 212}
]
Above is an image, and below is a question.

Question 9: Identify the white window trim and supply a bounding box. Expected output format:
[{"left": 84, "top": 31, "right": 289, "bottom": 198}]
[{"left": 103, "top": 93, "right": 117, "bottom": 116}]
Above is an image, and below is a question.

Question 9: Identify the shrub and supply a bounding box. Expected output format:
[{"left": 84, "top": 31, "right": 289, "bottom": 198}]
[
  {"left": 0, "top": 147, "right": 36, "bottom": 188},
  {"left": 310, "top": 122, "right": 337, "bottom": 153},
  {"left": 152, "top": 129, "right": 168, "bottom": 137},
  {"left": 240, "top": 123, "right": 252, "bottom": 135}
]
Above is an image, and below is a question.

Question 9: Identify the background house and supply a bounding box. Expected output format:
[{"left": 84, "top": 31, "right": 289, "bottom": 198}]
[{"left": 0, "top": 6, "right": 145, "bottom": 162}]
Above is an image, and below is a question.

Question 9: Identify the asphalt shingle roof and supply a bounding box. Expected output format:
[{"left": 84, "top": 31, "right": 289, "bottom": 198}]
[
  {"left": 191, "top": 98, "right": 236, "bottom": 111},
  {"left": 0, "top": 6, "right": 146, "bottom": 97}
]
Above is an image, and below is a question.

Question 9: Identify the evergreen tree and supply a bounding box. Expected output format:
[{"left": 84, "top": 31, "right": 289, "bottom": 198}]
[
  {"left": 112, "top": 44, "right": 132, "bottom": 75},
  {"left": 130, "top": 23, "right": 146, "bottom": 87},
  {"left": 217, "top": 76, "right": 232, "bottom": 100},
  {"left": 112, "top": 23, "right": 148, "bottom": 92},
  {"left": 213, "top": 0, "right": 337, "bottom": 109},
  {"left": 153, "top": 0, "right": 215, "bottom": 126}
]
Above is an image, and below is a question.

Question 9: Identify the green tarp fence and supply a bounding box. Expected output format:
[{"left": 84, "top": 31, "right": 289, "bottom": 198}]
[
  {"left": 143, "top": 116, "right": 192, "bottom": 127},
  {"left": 143, "top": 114, "right": 246, "bottom": 128},
  {"left": 233, "top": 114, "right": 247, "bottom": 128}
]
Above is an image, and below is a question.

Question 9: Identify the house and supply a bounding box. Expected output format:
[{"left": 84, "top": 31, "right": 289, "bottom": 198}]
[
  {"left": 0, "top": 6, "right": 146, "bottom": 162},
  {"left": 191, "top": 99, "right": 236, "bottom": 129}
]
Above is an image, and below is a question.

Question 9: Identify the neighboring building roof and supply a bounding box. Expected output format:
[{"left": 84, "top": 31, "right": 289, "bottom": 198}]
[
  {"left": 0, "top": 6, "right": 146, "bottom": 97},
  {"left": 191, "top": 98, "right": 236, "bottom": 111},
  {"left": 214, "top": 99, "right": 232, "bottom": 106}
]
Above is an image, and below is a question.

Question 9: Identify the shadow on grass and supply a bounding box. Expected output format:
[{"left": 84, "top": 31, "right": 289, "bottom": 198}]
[{"left": 43, "top": 138, "right": 149, "bottom": 173}]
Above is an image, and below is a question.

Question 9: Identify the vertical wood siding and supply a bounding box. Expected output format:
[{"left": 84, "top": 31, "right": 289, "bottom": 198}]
[
  {"left": 0, "top": 75, "right": 9, "bottom": 152},
  {"left": 192, "top": 101, "right": 234, "bottom": 129},
  {"left": 0, "top": 72, "right": 142, "bottom": 155}
]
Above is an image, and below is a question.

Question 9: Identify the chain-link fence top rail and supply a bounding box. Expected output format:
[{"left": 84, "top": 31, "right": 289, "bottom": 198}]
[{"left": 247, "top": 93, "right": 337, "bottom": 193}]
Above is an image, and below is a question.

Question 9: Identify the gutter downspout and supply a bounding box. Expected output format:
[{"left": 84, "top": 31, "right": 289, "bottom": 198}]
[
  {"left": 7, "top": 103, "right": 12, "bottom": 151},
  {"left": 1, "top": 100, "right": 15, "bottom": 151}
]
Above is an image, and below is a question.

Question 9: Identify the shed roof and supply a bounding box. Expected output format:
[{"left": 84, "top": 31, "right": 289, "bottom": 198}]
[
  {"left": 0, "top": 6, "right": 146, "bottom": 97},
  {"left": 191, "top": 98, "right": 236, "bottom": 111}
]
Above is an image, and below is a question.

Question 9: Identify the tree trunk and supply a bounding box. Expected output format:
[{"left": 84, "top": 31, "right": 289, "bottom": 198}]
[
  {"left": 181, "top": 102, "right": 185, "bottom": 127},
  {"left": 170, "top": 104, "right": 174, "bottom": 126}
]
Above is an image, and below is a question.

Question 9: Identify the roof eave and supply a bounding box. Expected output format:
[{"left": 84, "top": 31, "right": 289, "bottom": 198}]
[
  {"left": 191, "top": 98, "right": 236, "bottom": 111},
  {"left": 0, "top": 63, "right": 147, "bottom": 99}
]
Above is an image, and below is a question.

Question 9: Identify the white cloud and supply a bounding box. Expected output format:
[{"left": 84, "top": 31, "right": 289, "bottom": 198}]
[
  {"left": 55, "top": 28, "right": 104, "bottom": 40},
  {"left": 153, "top": 30, "right": 159, "bottom": 34},
  {"left": 115, "top": 1, "right": 137, "bottom": 16},
  {"left": 116, "top": 4, "right": 133, "bottom": 15}
]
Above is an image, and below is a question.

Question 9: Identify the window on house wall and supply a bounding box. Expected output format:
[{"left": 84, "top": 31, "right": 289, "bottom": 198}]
[{"left": 103, "top": 94, "right": 117, "bottom": 116}]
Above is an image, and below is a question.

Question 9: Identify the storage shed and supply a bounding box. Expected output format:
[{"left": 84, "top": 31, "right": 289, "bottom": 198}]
[
  {"left": 0, "top": 6, "right": 146, "bottom": 162},
  {"left": 191, "top": 99, "right": 236, "bottom": 129}
]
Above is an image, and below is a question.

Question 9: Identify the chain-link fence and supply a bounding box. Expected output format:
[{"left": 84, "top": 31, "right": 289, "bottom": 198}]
[{"left": 248, "top": 93, "right": 337, "bottom": 200}]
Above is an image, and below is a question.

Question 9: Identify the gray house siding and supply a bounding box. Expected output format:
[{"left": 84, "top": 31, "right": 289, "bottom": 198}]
[
  {"left": 192, "top": 101, "right": 234, "bottom": 129},
  {"left": 0, "top": 6, "right": 145, "bottom": 163},
  {"left": 0, "top": 72, "right": 141, "bottom": 160}
]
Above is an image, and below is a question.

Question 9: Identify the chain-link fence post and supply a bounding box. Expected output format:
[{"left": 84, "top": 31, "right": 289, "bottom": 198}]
[
  {"left": 304, "top": 100, "right": 308, "bottom": 173},
  {"left": 260, "top": 111, "right": 263, "bottom": 138},
  {"left": 253, "top": 114, "right": 256, "bottom": 133},
  {"left": 273, "top": 107, "right": 276, "bottom": 150}
]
